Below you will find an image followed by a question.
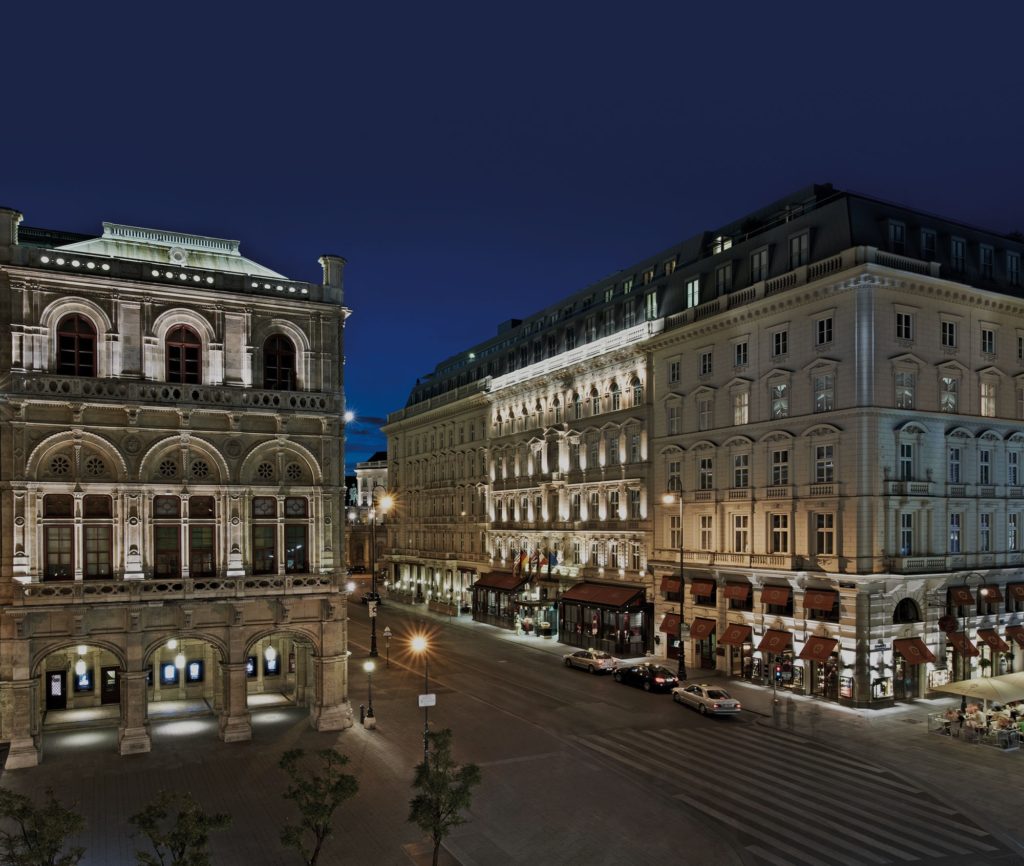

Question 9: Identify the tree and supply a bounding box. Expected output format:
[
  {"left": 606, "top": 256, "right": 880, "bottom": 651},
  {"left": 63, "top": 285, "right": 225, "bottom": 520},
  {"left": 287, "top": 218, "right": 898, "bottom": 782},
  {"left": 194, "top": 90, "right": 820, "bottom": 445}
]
[
  {"left": 279, "top": 748, "right": 358, "bottom": 866},
  {"left": 408, "top": 729, "right": 482, "bottom": 866},
  {"left": 129, "top": 791, "right": 230, "bottom": 866},
  {"left": 0, "top": 787, "right": 84, "bottom": 866}
]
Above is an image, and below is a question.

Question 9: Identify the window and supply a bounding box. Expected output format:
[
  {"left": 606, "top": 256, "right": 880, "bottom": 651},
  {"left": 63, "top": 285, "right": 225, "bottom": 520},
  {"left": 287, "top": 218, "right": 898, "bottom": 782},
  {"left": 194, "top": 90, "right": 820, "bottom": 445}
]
[
  {"left": 789, "top": 232, "right": 809, "bottom": 268},
  {"left": 252, "top": 496, "right": 277, "bottom": 575},
  {"left": 980, "top": 245, "right": 994, "bottom": 279},
  {"left": 570, "top": 493, "right": 581, "bottom": 521},
  {"left": 669, "top": 360, "right": 680, "bottom": 384},
  {"left": 894, "top": 371, "right": 915, "bottom": 409},
  {"left": 667, "top": 460, "right": 681, "bottom": 492},
  {"left": 629, "top": 430, "right": 640, "bottom": 463},
  {"left": 622, "top": 276, "right": 634, "bottom": 293},
  {"left": 712, "top": 235, "right": 733, "bottom": 253},
  {"left": 642, "top": 267, "right": 655, "bottom": 285},
  {"left": 699, "top": 515, "right": 713, "bottom": 550},
  {"left": 899, "top": 513, "right": 913, "bottom": 556},
  {"left": 1010, "top": 451, "right": 1020, "bottom": 486},
  {"left": 733, "top": 454, "right": 749, "bottom": 488},
  {"left": 664, "top": 258, "right": 677, "bottom": 276},
  {"left": 1009, "top": 252, "right": 1021, "bottom": 287},
  {"left": 888, "top": 221, "right": 906, "bottom": 254},
  {"left": 263, "top": 335, "right": 296, "bottom": 390},
  {"left": 610, "top": 382, "right": 621, "bottom": 411},
  {"left": 734, "top": 341, "right": 748, "bottom": 368},
  {"left": 573, "top": 392, "right": 583, "bottom": 420},
  {"left": 980, "top": 381, "right": 996, "bottom": 417},
  {"left": 770, "top": 383, "right": 788, "bottom": 419},
  {"left": 644, "top": 291, "right": 657, "bottom": 321},
  {"left": 896, "top": 311, "right": 913, "bottom": 341},
  {"left": 565, "top": 327, "right": 576, "bottom": 351},
  {"left": 153, "top": 495, "right": 182, "bottom": 578},
  {"left": 948, "top": 447, "right": 961, "bottom": 483},
  {"left": 815, "top": 445, "right": 835, "bottom": 483},
  {"left": 57, "top": 314, "right": 97, "bottom": 377},
  {"left": 685, "top": 278, "right": 699, "bottom": 309},
  {"left": 771, "top": 449, "right": 789, "bottom": 485},
  {"left": 44, "top": 525, "right": 73, "bottom": 581},
  {"left": 667, "top": 404, "right": 680, "bottom": 435},
  {"left": 733, "top": 391, "right": 749, "bottom": 425},
  {"left": 940, "top": 376, "right": 959, "bottom": 412},
  {"left": 188, "top": 496, "right": 216, "bottom": 577},
  {"left": 750, "top": 248, "right": 768, "bottom": 282},
  {"left": 284, "top": 497, "right": 309, "bottom": 573},
  {"left": 950, "top": 237, "right": 966, "bottom": 271},
  {"left": 698, "top": 397, "right": 712, "bottom": 431},
  {"left": 607, "top": 433, "right": 619, "bottom": 465},
  {"left": 628, "top": 488, "right": 641, "bottom": 519},
  {"left": 166, "top": 325, "right": 201, "bottom": 384},
  {"left": 816, "top": 317, "right": 833, "bottom": 346},
  {"left": 589, "top": 491, "right": 600, "bottom": 520},
  {"left": 813, "top": 373, "right": 835, "bottom": 412},
  {"left": 698, "top": 457, "right": 714, "bottom": 490},
  {"left": 631, "top": 378, "right": 643, "bottom": 407},
  {"left": 772, "top": 329, "right": 788, "bottom": 358},
  {"left": 1010, "top": 513, "right": 1020, "bottom": 551},
  {"left": 699, "top": 350, "right": 712, "bottom": 377},
  {"left": 608, "top": 490, "right": 620, "bottom": 519},
  {"left": 589, "top": 388, "right": 600, "bottom": 416},
  {"left": 921, "top": 229, "right": 937, "bottom": 261},
  {"left": 979, "top": 513, "right": 991, "bottom": 552},
  {"left": 941, "top": 320, "right": 958, "bottom": 349},
  {"left": 949, "top": 513, "right": 961, "bottom": 553},
  {"left": 981, "top": 328, "right": 995, "bottom": 356},
  {"left": 732, "top": 514, "right": 749, "bottom": 553},
  {"left": 770, "top": 514, "right": 789, "bottom": 553},
  {"left": 979, "top": 449, "right": 991, "bottom": 485},
  {"left": 815, "top": 513, "right": 835, "bottom": 555},
  {"left": 668, "top": 514, "right": 681, "bottom": 550},
  {"left": 715, "top": 263, "right": 732, "bottom": 294},
  {"left": 899, "top": 443, "right": 913, "bottom": 481}
]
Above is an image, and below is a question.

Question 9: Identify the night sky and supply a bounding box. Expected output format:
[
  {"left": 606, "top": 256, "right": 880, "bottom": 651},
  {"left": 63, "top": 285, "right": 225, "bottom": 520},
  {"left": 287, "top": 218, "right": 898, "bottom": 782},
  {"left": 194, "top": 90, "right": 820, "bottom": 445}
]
[{"left": 5, "top": 3, "right": 1024, "bottom": 470}]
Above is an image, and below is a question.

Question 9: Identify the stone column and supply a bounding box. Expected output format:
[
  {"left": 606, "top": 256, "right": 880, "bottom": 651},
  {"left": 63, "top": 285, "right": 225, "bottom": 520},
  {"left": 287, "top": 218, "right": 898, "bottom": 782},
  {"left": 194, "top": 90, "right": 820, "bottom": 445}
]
[
  {"left": 118, "top": 671, "right": 151, "bottom": 756},
  {"left": 218, "top": 662, "right": 252, "bottom": 742},
  {"left": 308, "top": 649, "right": 352, "bottom": 732},
  {"left": 4, "top": 679, "right": 39, "bottom": 769}
]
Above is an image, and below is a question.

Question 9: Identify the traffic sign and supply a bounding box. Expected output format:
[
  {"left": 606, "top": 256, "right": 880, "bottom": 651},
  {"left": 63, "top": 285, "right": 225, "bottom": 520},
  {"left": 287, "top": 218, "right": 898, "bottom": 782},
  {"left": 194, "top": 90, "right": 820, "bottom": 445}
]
[
  {"left": 368, "top": 601, "right": 378, "bottom": 618},
  {"left": 418, "top": 693, "right": 436, "bottom": 708}
]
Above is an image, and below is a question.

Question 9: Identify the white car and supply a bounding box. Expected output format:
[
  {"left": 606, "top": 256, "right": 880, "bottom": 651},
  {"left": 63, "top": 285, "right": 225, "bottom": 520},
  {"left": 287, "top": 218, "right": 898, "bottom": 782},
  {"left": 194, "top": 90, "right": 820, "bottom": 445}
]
[
  {"left": 672, "top": 683, "right": 742, "bottom": 715},
  {"left": 563, "top": 648, "right": 616, "bottom": 674}
]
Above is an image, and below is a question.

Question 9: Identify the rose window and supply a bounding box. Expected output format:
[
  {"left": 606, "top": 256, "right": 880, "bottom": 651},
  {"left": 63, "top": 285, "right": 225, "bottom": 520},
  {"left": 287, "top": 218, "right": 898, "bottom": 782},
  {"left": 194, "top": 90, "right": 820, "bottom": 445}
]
[
  {"left": 191, "top": 460, "right": 210, "bottom": 479},
  {"left": 158, "top": 459, "right": 178, "bottom": 478},
  {"left": 286, "top": 463, "right": 303, "bottom": 481},
  {"left": 49, "top": 455, "right": 71, "bottom": 475},
  {"left": 84, "top": 456, "right": 105, "bottom": 476},
  {"left": 257, "top": 462, "right": 274, "bottom": 480}
]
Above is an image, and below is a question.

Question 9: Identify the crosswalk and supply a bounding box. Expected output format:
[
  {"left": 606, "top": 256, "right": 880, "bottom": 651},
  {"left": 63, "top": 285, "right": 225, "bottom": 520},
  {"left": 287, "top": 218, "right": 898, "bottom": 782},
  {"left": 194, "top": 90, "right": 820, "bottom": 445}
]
[{"left": 575, "top": 722, "right": 1009, "bottom": 865}]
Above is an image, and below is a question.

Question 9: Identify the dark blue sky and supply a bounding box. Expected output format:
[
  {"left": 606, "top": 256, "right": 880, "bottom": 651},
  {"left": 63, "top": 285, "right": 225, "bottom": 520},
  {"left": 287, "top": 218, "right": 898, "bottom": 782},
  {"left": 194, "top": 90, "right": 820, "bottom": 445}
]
[{"left": 5, "top": 3, "right": 1024, "bottom": 470}]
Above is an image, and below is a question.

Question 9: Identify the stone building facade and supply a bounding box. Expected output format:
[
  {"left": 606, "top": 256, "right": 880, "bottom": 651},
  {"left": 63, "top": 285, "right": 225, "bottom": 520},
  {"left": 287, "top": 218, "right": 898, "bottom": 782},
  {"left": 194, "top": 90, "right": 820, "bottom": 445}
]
[{"left": 0, "top": 210, "right": 352, "bottom": 767}]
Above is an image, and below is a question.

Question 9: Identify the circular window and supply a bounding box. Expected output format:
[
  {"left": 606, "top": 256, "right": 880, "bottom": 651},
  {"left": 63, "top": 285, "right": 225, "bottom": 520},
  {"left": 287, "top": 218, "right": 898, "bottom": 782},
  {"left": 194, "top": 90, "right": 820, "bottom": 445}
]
[
  {"left": 191, "top": 460, "right": 210, "bottom": 479},
  {"left": 285, "top": 463, "right": 303, "bottom": 481},
  {"left": 84, "top": 456, "right": 105, "bottom": 476},
  {"left": 159, "top": 459, "right": 178, "bottom": 478},
  {"left": 50, "top": 455, "right": 71, "bottom": 475},
  {"left": 257, "top": 462, "right": 274, "bottom": 479}
]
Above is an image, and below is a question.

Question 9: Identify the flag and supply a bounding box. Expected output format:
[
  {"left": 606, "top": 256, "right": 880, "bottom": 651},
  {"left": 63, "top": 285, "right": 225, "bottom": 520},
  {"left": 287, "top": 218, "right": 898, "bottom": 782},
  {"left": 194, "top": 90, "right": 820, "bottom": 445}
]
[
  {"left": 529, "top": 550, "right": 540, "bottom": 573},
  {"left": 511, "top": 549, "right": 520, "bottom": 573},
  {"left": 547, "top": 549, "right": 558, "bottom": 574},
  {"left": 517, "top": 549, "right": 528, "bottom": 573}
]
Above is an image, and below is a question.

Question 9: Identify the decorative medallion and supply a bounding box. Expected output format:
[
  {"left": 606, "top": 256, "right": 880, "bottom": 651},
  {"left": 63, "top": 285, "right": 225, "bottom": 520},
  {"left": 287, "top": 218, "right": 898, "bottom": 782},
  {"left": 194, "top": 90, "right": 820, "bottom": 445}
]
[
  {"left": 225, "top": 439, "right": 242, "bottom": 458},
  {"left": 124, "top": 436, "right": 141, "bottom": 455},
  {"left": 168, "top": 247, "right": 189, "bottom": 266}
]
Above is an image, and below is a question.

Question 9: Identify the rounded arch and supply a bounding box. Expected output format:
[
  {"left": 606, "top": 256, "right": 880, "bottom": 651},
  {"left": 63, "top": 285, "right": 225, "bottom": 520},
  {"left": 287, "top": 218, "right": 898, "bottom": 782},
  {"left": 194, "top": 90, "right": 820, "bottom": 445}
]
[
  {"left": 239, "top": 438, "right": 323, "bottom": 485},
  {"left": 723, "top": 435, "right": 754, "bottom": 448},
  {"left": 151, "top": 308, "right": 216, "bottom": 344},
  {"left": 40, "top": 297, "right": 114, "bottom": 377},
  {"left": 244, "top": 625, "right": 321, "bottom": 657},
  {"left": 658, "top": 444, "right": 685, "bottom": 456},
  {"left": 896, "top": 421, "right": 928, "bottom": 435},
  {"left": 142, "top": 631, "right": 229, "bottom": 667},
  {"left": 689, "top": 439, "right": 718, "bottom": 451},
  {"left": 892, "top": 597, "right": 922, "bottom": 624},
  {"left": 758, "top": 430, "right": 794, "bottom": 444},
  {"left": 31, "top": 637, "right": 128, "bottom": 676},
  {"left": 138, "top": 435, "right": 230, "bottom": 484},
  {"left": 1007, "top": 432, "right": 1024, "bottom": 444},
  {"left": 946, "top": 425, "right": 974, "bottom": 439},
  {"left": 978, "top": 429, "right": 1002, "bottom": 442},
  {"left": 252, "top": 319, "right": 311, "bottom": 391},
  {"left": 800, "top": 423, "right": 842, "bottom": 438},
  {"left": 26, "top": 429, "right": 129, "bottom": 481}
]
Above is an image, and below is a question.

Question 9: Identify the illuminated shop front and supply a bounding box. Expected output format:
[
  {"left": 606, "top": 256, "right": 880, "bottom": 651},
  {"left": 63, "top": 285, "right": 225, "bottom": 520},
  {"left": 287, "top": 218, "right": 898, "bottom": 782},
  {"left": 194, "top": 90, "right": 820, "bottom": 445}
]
[{"left": 559, "top": 582, "right": 651, "bottom": 656}]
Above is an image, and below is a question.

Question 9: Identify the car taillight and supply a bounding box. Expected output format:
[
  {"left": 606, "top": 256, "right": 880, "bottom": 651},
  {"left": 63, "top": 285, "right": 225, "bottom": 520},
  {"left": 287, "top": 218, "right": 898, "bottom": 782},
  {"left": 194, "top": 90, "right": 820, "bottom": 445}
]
[
  {"left": 736, "top": 703, "right": 741, "bottom": 710},
  {"left": 713, "top": 703, "right": 720, "bottom": 709},
  {"left": 655, "top": 677, "right": 665, "bottom": 684}
]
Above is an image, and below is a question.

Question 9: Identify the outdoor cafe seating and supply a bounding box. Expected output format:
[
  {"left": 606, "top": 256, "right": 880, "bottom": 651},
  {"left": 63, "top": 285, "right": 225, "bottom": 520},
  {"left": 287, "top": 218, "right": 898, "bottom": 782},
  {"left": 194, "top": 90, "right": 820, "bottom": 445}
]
[{"left": 926, "top": 670, "right": 1024, "bottom": 752}]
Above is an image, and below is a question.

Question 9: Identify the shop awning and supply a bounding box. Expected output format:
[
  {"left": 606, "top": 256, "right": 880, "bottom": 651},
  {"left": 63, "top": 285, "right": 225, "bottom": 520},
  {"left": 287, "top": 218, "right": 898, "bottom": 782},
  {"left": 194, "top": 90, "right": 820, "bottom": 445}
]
[
  {"left": 723, "top": 583, "right": 750, "bottom": 600},
  {"left": 949, "top": 586, "right": 974, "bottom": 605},
  {"left": 561, "top": 582, "right": 645, "bottom": 608},
  {"left": 757, "top": 629, "right": 792, "bottom": 654},
  {"left": 689, "top": 617, "right": 716, "bottom": 640},
  {"left": 947, "top": 631, "right": 981, "bottom": 657},
  {"left": 474, "top": 571, "right": 528, "bottom": 592},
  {"left": 799, "top": 636, "right": 838, "bottom": 661},
  {"left": 761, "top": 586, "right": 791, "bottom": 606},
  {"left": 803, "top": 589, "right": 838, "bottom": 611},
  {"left": 690, "top": 579, "right": 715, "bottom": 597},
  {"left": 660, "top": 577, "right": 681, "bottom": 594},
  {"left": 977, "top": 629, "right": 1010, "bottom": 653},
  {"left": 1006, "top": 625, "right": 1024, "bottom": 648},
  {"left": 718, "top": 623, "right": 752, "bottom": 646},
  {"left": 1009, "top": 584, "right": 1024, "bottom": 602},
  {"left": 893, "top": 637, "right": 936, "bottom": 664},
  {"left": 660, "top": 613, "right": 680, "bottom": 634},
  {"left": 980, "top": 586, "right": 1003, "bottom": 603}
]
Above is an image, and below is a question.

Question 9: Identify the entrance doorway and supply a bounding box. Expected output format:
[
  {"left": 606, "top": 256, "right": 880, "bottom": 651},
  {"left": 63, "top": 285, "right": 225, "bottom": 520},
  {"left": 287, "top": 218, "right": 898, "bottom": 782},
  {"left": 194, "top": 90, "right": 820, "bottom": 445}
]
[
  {"left": 45, "top": 671, "right": 67, "bottom": 710},
  {"left": 100, "top": 667, "right": 121, "bottom": 704}
]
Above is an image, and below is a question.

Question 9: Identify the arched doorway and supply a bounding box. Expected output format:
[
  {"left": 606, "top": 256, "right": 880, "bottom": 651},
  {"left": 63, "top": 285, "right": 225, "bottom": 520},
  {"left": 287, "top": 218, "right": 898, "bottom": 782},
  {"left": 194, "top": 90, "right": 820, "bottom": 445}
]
[{"left": 244, "top": 631, "right": 318, "bottom": 717}]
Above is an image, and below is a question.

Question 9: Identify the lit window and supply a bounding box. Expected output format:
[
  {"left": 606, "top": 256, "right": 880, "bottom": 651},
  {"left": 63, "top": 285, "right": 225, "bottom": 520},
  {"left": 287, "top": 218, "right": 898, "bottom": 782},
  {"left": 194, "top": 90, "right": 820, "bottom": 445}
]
[
  {"left": 733, "top": 391, "right": 749, "bottom": 425},
  {"left": 981, "top": 381, "right": 997, "bottom": 417},
  {"left": 895, "top": 371, "right": 915, "bottom": 409},
  {"left": 896, "top": 311, "right": 913, "bottom": 341},
  {"left": 770, "top": 383, "right": 788, "bottom": 419},
  {"left": 685, "top": 278, "right": 699, "bottom": 309}
]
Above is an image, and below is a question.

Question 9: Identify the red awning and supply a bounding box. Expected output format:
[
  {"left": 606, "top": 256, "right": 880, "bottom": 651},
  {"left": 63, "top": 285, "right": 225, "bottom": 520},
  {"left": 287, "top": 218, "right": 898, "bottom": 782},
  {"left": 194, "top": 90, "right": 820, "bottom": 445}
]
[
  {"left": 474, "top": 571, "right": 528, "bottom": 592},
  {"left": 1009, "top": 584, "right": 1024, "bottom": 601},
  {"left": 803, "top": 589, "right": 838, "bottom": 611},
  {"left": 690, "top": 579, "right": 715, "bottom": 597},
  {"left": 718, "top": 623, "right": 753, "bottom": 646},
  {"left": 757, "top": 629, "right": 792, "bottom": 654},
  {"left": 893, "top": 637, "right": 936, "bottom": 664},
  {"left": 1006, "top": 626, "right": 1024, "bottom": 648},
  {"left": 761, "top": 586, "right": 791, "bottom": 606},
  {"left": 659, "top": 613, "right": 680, "bottom": 634},
  {"left": 947, "top": 631, "right": 980, "bottom": 657},
  {"left": 799, "top": 636, "right": 838, "bottom": 661},
  {"left": 723, "top": 583, "right": 751, "bottom": 600},
  {"left": 980, "top": 586, "right": 1003, "bottom": 603},
  {"left": 949, "top": 586, "right": 974, "bottom": 605},
  {"left": 660, "top": 576, "right": 681, "bottom": 594},
  {"left": 689, "top": 617, "right": 716, "bottom": 640},
  {"left": 977, "top": 629, "right": 1010, "bottom": 653},
  {"left": 561, "top": 582, "right": 645, "bottom": 608}
]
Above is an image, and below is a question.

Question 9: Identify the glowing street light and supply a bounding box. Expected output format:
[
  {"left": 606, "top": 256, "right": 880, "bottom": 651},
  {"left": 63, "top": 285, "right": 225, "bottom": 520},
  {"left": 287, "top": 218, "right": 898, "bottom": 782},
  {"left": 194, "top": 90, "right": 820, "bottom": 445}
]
[
  {"left": 411, "top": 635, "right": 432, "bottom": 765},
  {"left": 363, "top": 659, "right": 376, "bottom": 728}
]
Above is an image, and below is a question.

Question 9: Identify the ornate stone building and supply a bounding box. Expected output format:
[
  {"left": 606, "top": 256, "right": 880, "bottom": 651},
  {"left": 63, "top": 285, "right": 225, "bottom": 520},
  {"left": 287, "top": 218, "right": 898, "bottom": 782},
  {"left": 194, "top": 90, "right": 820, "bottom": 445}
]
[{"left": 0, "top": 209, "right": 352, "bottom": 767}]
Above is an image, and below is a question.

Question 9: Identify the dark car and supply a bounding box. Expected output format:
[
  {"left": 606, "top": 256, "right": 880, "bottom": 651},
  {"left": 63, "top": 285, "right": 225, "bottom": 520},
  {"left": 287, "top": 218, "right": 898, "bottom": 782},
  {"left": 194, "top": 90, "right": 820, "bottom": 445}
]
[
  {"left": 613, "top": 663, "right": 678, "bottom": 692},
  {"left": 361, "top": 592, "right": 382, "bottom": 606}
]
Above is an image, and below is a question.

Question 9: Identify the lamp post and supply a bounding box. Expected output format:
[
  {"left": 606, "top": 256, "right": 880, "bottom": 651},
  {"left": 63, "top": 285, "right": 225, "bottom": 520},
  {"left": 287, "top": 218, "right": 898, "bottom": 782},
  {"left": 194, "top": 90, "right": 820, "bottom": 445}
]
[
  {"left": 662, "top": 493, "right": 687, "bottom": 681},
  {"left": 362, "top": 660, "right": 376, "bottom": 728},
  {"left": 368, "top": 491, "right": 394, "bottom": 657},
  {"left": 411, "top": 634, "right": 431, "bottom": 766},
  {"left": 958, "top": 571, "right": 989, "bottom": 711},
  {"left": 383, "top": 625, "right": 392, "bottom": 667}
]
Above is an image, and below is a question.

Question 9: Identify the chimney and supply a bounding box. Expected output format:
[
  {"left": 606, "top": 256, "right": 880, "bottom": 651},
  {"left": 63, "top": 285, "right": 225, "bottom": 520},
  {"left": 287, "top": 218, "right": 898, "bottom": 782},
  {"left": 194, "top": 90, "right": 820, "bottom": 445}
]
[
  {"left": 0, "top": 207, "right": 23, "bottom": 248},
  {"left": 319, "top": 254, "right": 347, "bottom": 290}
]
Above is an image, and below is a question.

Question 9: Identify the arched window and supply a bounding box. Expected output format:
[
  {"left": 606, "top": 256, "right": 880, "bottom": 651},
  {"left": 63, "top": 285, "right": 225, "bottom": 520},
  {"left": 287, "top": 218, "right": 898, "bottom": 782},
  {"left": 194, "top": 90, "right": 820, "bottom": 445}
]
[
  {"left": 610, "top": 382, "right": 621, "bottom": 411},
  {"left": 632, "top": 377, "right": 643, "bottom": 407},
  {"left": 263, "top": 335, "right": 296, "bottom": 391},
  {"left": 57, "top": 314, "right": 96, "bottom": 376},
  {"left": 589, "top": 387, "right": 601, "bottom": 416},
  {"left": 892, "top": 598, "right": 922, "bottom": 624},
  {"left": 166, "top": 326, "right": 201, "bottom": 384}
]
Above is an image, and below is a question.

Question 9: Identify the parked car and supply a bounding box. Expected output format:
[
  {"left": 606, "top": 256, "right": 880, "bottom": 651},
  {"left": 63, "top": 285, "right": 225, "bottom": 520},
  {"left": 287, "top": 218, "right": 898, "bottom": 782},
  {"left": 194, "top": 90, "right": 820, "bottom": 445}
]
[
  {"left": 672, "top": 683, "right": 742, "bottom": 715},
  {"left": 361, "top": 592, "right": 382, "bottom": 606},
  {"left": 613, "top": 663, "right": 678, "bottom": 692},
  {"left": 563, "top": 648, "right": 616, "bottom": 674}
]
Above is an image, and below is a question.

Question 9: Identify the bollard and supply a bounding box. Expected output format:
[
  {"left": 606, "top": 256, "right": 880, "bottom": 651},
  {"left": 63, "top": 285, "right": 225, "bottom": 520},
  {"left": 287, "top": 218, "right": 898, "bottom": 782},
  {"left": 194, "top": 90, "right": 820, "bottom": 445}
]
[{"left": 359, "top": 704, "right": 365, "bottom": 725}]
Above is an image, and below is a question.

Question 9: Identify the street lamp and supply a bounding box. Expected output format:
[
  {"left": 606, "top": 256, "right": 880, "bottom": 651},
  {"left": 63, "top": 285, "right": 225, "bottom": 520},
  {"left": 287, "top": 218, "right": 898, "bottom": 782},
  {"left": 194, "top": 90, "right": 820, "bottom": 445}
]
[
  {"left": 363, "top": 660, "right": 376, "bottom": 728},
  {"left": 411, "top": 634, "right": 431, "bottom": 766},
  {"left": 383, "top": 625, "right": 392, "bottom": 667},
  {"left": 662, "top": 492, "right": 688, "bottom": 681},
  {"left": 368, "top": 491, "right": 394, "bottom": 657}
]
